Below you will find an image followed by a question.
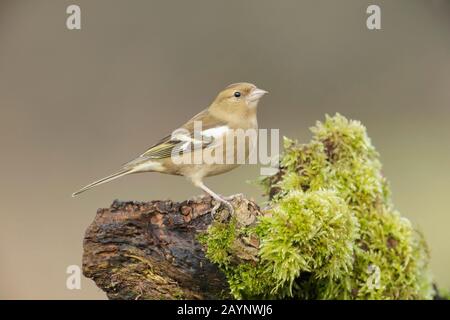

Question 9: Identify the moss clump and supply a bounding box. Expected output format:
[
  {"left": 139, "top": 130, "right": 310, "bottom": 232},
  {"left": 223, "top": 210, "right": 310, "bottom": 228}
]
[
  {"left": 201, "top": 114, "right": 434, "bottom": 299},
  {"left": 197, "top": 217, "right": 238, "bottom": 265},
  {"left": 257, "top": 190, "right": 359, "bottom": 298}
]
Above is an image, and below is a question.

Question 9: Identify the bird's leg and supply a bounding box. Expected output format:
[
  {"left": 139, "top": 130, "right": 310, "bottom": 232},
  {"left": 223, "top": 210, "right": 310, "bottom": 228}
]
[{"left": 194, "top": 181, "right": 234, "bottom": 217}]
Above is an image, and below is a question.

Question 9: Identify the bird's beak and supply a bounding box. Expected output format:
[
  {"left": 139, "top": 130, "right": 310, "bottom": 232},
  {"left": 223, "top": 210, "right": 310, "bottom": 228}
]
[{"left": 247, "top": 87, "right": 268, "bottom": 102}]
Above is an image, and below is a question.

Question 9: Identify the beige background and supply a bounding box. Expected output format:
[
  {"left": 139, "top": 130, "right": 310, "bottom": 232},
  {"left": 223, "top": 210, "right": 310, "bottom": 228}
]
[{"left": 0, "top": 0, "right": 449, "bottom": 299}]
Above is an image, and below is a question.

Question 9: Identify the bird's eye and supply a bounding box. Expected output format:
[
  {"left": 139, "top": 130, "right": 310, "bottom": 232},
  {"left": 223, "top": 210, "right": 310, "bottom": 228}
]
[{"left": 234, "top": 91, "right": 241, "bottom": 98}]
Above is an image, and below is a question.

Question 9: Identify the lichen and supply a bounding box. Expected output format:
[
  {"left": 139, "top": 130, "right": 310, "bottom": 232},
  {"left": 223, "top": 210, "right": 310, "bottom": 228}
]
[{"left": 200, "top": 113, "right": 434, "bottom": 300}]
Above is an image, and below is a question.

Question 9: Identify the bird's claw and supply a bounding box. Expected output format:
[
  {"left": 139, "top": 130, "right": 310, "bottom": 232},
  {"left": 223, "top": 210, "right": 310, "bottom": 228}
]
[
  {"left": 223, "top": 200, "right": 235, "bottom": 215},
  {"left": 210, "top": 198, "right": 234, "bottom": 219},
  {"left": 223, "top": 193, "right": 243, "bottom": 201},
  {"left": 210, "top": 200, "right": 221, "bottom": 219}
]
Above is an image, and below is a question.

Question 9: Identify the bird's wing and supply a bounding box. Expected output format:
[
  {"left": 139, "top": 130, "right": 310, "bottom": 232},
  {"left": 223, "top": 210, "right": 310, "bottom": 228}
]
[{"left": 123, "top": 110, "right": 228, "bottom": 168}]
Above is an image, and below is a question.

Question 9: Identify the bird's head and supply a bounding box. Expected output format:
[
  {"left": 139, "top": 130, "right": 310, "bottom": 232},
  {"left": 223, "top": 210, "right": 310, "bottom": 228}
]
[{"left": 209, "top": 83, "right": 268, "bottom": 117}]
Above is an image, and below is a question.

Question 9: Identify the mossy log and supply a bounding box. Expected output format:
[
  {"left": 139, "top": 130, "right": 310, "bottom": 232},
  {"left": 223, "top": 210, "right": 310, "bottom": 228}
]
[
  {"left": 82, "top": 114, "right": 437, "bottom": 300},
  {"left": 82, "top": 195, "right": 262, "bottom": 300}
]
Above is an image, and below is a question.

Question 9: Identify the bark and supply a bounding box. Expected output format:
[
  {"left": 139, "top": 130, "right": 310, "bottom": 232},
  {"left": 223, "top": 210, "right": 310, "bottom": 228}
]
[{"left": 82, "top": 194, "right": 262, "bottom": 300}]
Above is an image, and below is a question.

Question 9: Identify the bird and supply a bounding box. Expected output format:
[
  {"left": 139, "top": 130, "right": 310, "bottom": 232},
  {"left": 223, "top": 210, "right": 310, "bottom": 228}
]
[{"left": 72, "top": 82, "right": 268, "bottom": 213}]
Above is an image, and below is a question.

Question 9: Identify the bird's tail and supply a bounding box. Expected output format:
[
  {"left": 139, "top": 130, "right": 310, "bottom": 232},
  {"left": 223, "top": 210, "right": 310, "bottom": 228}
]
[{"left": 72, "top": 169, "right": 133, "bottom": 197}]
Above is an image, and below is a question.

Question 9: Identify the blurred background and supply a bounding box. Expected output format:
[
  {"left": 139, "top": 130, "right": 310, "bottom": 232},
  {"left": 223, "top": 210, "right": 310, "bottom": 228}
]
[{"left": 0, "top": 0, "right": 449, "bottom": 299}]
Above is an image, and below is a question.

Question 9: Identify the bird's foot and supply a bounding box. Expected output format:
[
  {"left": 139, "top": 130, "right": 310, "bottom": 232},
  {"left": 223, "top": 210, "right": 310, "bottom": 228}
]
[
  {"left": 223, "top": 193, "right": 244, "bottom": 201},
  {"left": 210, "top": 198, "right": 234, "bottom": 219},
  {"left": 210, "top": 200, "right": 221, "bottom": 218}
]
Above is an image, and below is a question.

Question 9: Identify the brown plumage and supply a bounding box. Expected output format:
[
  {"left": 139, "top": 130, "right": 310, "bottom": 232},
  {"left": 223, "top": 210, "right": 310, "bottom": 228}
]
[{"left": 72, "top": 82, "right": 267, "bottom": 213}]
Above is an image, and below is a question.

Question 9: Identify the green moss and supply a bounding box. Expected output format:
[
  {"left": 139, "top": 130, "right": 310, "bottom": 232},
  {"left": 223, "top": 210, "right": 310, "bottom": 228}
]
[
  {"left": 436, "top": 288, "right": 450, "bottom": 300},
  {"left": 201, "top": 113, "right": 434, "bottom": 300},
  {"left": 198, "top": 217, "right": 237, "bottom": 266},
  {"left": 259, "top": 190, "right": 359, "bottom": 298}
]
